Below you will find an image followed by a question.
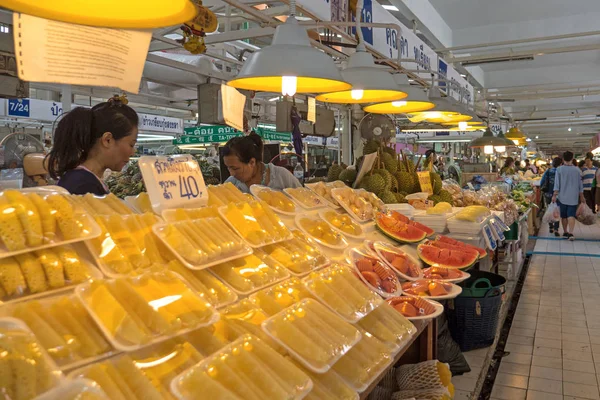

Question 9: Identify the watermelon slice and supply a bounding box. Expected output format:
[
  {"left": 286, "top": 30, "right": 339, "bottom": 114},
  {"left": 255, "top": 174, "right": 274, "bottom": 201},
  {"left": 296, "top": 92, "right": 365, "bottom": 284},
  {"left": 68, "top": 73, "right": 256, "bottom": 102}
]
[
  {"left": 436, "top": 235, "right": 487, "bottom": 258},
  {"left": 376, "top": 213, "right": 427, "bottom": 244},
  {"left": 388, "top": 211, "right": 435, "bottom": 237},
  {"left": 427, "top": 239, "right": 481, "bottom": 260},
  {"left": 417, "top": 244, "right": 478, "bottom": 269}
]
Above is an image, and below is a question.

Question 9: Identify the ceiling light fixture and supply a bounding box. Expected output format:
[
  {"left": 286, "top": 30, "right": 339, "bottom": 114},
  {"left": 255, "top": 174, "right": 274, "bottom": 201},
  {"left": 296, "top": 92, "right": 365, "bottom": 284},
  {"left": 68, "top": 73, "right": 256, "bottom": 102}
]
[
  {"left": 362, "top": 74, "right": 435, "bottom": 114},
  {"left": 568, "top": 127, "right": 572, "bottom": 132},
  {"left": 382, "top": 4, "right": 399, "bottom": 11},
  {"left": 470, "top": 127, "right": 510, "bottom": 148},
  {"left": 484, "top": 145, "right": 494, "bottom": 154},
  {"left": 458, "top": 121, "right": 468, "bottom": 130}
]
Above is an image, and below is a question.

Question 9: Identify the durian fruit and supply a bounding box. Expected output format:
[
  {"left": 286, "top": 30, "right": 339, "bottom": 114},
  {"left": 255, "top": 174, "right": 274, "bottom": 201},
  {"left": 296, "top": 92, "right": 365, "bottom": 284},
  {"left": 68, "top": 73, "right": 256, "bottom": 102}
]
[
  {"left": 363, "top": 139, "right": 381, "bottom": 155},
  {"left": 358, "top": 174, "right": 386, "bottom": 195},
  {"left": 395, "top": 193, "right": 407, "bottom": 203},
  {"left": 379, "top": 190, "right": 397, "bottom": 204},
  {"left": 411, "top": 173, "right": 421, "bottom": 193},
  {"left": 430, "top": 172, "right": 443, "bottom": 195},
  {"left": 327, "top": 165, "right": 344, "bottom": 182},
  {"left": 383, "top": 146, "right": 396, "bottom": 157},
  {"left": 398, "top": 191, "right": 408, "bottom": 197},
  {"left": 398, "top": 160, "right": 406, "bottom": 173},
  {"left": 390, "top": 175, "right": 399, "bottom": 192},
  {"left": 339, "top": 169, "right": 357, "bottom": 186},
  {"left": 373, "top": 169, "right": 392, "bottom": 191},
  {"left": 428, "top": 194, "right": 442, "bottom": 205},
  {"left": 395, "top": 171, "right": 414, "bottom": 194},
  {"left": 382, "top": 152, "right": 398, "bottom": 174},
  {"left": 406, "top": 158, "right": 415, "bottom": 172},
  {"left": 438, "top": 189, "right": 454, "bottom": 205}
]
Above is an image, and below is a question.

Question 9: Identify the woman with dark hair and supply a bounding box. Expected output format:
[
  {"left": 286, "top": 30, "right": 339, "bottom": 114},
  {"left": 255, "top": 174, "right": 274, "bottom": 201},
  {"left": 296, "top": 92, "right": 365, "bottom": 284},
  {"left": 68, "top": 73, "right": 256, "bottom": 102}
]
[
  {"left": 500, "top": 157, "right": 516, "bottom": 176},
  {"left": 540, "top": 157, "right": 562, "bottom": 235},
  {"left": 222, "top": 133, "right": 301, "bottom": 193},
  {"left": 46, "top": 97, "right": 139, "bottom": 195}
]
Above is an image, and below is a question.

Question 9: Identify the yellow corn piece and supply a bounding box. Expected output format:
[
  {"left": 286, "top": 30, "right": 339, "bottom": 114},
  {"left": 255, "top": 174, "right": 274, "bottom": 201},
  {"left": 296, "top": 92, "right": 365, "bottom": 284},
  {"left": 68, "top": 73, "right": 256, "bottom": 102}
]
[
  {"left": 3, "top": 190, "right": 43, "bottom": 247},
  {"left": 27, "top": 193, "right": 56, "bottom": 243},
  {"left": 0, "top": 196, "right": 26, "bottom": 252},
  {"left": 0, "top": 257, "right": 27, "bottom": 296},
  {"left": 15, "top": 253, "right": 47, "bottom": 294},
  {"left": 36, "top": 249, "right": 65, "bottom": 288},
  {"left": 46, "top": 194, "right": 83, "bottom": 240},
  {"left": 105, "top": 194, "right": 134, "bottom": 215},
  {"left": 83, "top": 194, "right": 117, "bottom": 216}
]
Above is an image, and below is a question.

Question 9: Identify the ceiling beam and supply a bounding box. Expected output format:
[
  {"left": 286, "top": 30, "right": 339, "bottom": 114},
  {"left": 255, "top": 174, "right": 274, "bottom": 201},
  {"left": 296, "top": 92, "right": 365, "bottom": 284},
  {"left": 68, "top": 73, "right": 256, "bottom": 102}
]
[{"left": 447, "top": 43, "right": 600, "bottom": 64}]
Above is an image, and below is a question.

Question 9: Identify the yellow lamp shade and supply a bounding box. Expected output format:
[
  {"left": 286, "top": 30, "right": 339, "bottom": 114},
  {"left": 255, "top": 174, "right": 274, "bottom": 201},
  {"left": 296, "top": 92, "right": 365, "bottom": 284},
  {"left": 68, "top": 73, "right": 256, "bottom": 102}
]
[
  {"left": 228, "top": 76, "right": 350, "bottom": 94},
  {"left": 2, "top": 0, "right": 198, "bottom": 28},
  {"left": 316, "top": 89, "right": 407, "bottom": 104},
  {"left": 441, "top": 121, "right": 487, "bottom": 127},
  {"left": 415, "top": 114, "right": 473, "bottom": 123},
  {"left": 363, "top": 100, "right": 435, "bottom": 114},
  {"left": 505, "top": 127, "right": 526, "bottom": 140}
]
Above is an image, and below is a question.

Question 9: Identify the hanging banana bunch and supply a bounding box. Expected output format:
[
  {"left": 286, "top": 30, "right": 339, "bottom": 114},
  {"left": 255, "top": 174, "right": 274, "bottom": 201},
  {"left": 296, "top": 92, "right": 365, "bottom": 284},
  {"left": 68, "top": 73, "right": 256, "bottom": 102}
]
[{"left": 177, "top": 0, "right": 219, "bottom": 55}]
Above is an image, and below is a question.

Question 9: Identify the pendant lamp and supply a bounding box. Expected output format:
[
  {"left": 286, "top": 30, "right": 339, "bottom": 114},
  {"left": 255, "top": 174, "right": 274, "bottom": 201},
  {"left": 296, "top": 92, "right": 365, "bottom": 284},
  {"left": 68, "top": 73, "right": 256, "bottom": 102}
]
[
  {"left": 408, "top": 92, "right": 472, "bottom": 123},
  {"left": 505, "top": 127, "right": 526, "bottom": 141},
  {"left": 228, "top": 1, "right": 350, "bottom": 95},
  {"left": 363, "top": 74, "right": 435, "bottom": 114},
  {"left": 2, "top": 0, "right": 197, "bottom": 28},
  {"left": 469, "top": 127, "right": 509, "bottom": 148}
]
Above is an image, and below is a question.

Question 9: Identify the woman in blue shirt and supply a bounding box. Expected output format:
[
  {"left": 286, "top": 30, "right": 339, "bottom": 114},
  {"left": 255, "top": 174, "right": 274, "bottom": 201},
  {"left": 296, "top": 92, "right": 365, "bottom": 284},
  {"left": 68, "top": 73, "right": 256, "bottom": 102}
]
[
  {"left": 46, "top": 97, "right": 138, "bottom": 195},
  {"left": 222, "top": 133, "right": 301, "bottom": 193},
  {"left": 581, "top": 153, "right": 597, "bottom": 213},
  {"left": 540, "top": 157, "right": 562, "bottom": 235}
]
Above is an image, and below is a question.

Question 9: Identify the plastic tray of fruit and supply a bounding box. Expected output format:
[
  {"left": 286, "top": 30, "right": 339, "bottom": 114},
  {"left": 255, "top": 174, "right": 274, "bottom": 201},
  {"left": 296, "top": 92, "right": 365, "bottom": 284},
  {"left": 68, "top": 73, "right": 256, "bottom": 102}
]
[
  {"left": 0, "top": 190, "right": 102, "bottom": 260},
  {"left": 250, "top": 277, "right": 313, "bottom": 316},
  {"left": 76, "top": 270, "right": 220, "bottom": 351},
  {"left": 210, "top": 252, "right": 290, "bottom": 295},
  {"left": 295, "top": 361, "right": 359, "bottom": 400},
  {"left": 250, "top": 185, "right": 298, "bottom": 215},
  {"left": 348, "top": 247, "right": 402, "bottom": 298},
  {"left": 331, "top": 187, "right": 386, "bottom": 223},
  {"left": 447, "top": 215, "right": 490, "bottom": 234},
  {"left": 153, "top": 217, "right": 253, "bottom": 271},
  {"left": 219, "top": 200, "right": 293, "bottom": 247},
  {"left": 302, "top": 264, "right": 382, "bottom": 323},
  {"left": 36, "top": 378, "right": 110, "bottom": 400},
  {"left": 423, "top": 266, "right": 470, "bottom": 283},
  {"left": 387, "top": 296, "right": 444, "bottom": 321},
  {"left": 305, "top": 181, "right": 346, "bottom": 209},
  {"left": 161, "top": 205, "right": 221, "bottom": 222},
  {"left": 0, "top": 243, "right": 103, "bottom": 305},
  {"left": 331, "top": 329, "right": 394, "bottom": 392},
  {"left": 401, "top": 279, "right": 462, "bottom": 300},
  {"left": 207, "top": 182, "right": 255, "bottom": 207},
  {"left": 261, "top": 230, "right": 329, "bottom": 276},
  {"left": 66, "top": 193, "right": 136, "bottom": 217},
  {"left": 85, "top": 213, "right": 175, "bottom": 277},
  {"left": 0, "top": 317, "right": 64, "bottom": 398},
  {"left": 373, "top": 241, "right": 424, "bottom": 281},
  {"left": 319, "top": 209, "right": 366, "bottom": 240},
  {"left": 167, "top": 259, "right": 238, "bottom": 308},
  {"left": 295, "top": 214, "right": 349, "bottom": 250},
  {"left": 261, "top": 298, "right": 362, "bottom": 373},
  {"left": 68, "top": 353, "right": 167, "bottom": 399},
  {"left": 355, "top": 302, "right": 416, "bottom": 353},
  {"left": 283, "top": 187, "right": 326, "bottom": 210},
  {"left": 171, "top": 334, "right": 313, "bottom": 400},
  {"left": 125, "top": 192, "right": 154, "bottom": 214},
  {"left": 0, "top": 294, "right": 115, "bottom": 370}
]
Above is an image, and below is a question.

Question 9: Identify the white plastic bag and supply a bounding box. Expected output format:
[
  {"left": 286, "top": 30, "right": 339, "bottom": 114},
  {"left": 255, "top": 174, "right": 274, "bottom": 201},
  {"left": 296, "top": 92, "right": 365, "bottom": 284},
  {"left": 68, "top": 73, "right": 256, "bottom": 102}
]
[
  {"left": 577, "top": 203, "right": 596, "bottom": 225},
  {"left": 542, "top": 203, "right": 559, "bottom": 224}
]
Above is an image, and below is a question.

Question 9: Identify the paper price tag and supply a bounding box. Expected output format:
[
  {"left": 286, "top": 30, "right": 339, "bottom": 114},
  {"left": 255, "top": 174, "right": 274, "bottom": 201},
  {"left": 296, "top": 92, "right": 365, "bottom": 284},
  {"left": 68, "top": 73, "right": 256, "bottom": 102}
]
[
  {"left": 417, "top": 171, "right": 434, "bottom": 195},
  {"left": 482, "top": 224, "right": 497, "bottom": 251},
  {"left": 138, "top": 155, "right": 208, "bottom": 214},
  {"left": 307, "top": 97, "right": 316, "bottom": 123}
]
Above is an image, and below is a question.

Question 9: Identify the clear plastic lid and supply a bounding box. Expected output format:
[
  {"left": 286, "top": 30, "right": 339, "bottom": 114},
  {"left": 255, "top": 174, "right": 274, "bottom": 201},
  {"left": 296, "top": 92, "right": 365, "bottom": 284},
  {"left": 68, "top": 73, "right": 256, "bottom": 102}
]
[
  {"left": 0, "top": 244, "right": 102, "bottom": 304},
  {"left": 319, "top": 209, "right": 365, "bottom": 240},
  {"left": 183, "top": 325, "right": 231, "bottom": 357},
  {"left": 331, "top": 188, "right": 386, "bottom": 223},
  {"left": 153, "top": 218, "right": 253, "bottom": 270},
  {"left": 76, "top": 271, "right": 220, "bottom": 351},
  {"left": 295, "top": 215, "right": 349, "bottom": 250},
  {"left": 124, "top": 192, "right": 155, "bottom": 214},
  {"left": 250, "top": 277, "right": 313, "bottom": 316},
  {"left": 219, "top": 201, "right": 292, "bottom": 247},
  {"left": 303, "top": 264, "right": 382, "bottom": 323},
  {"left": 207, "top": 183, "right": 254, "bottom": 207},
  {"left": 348, "top": 247, "right": 402, "bottom": 298},
  {"left": 0, "top": 191, "right": 101, "bottom": 259},
  {"left": 261, "top": 299, "right": 362, "bottom": 373},
  {"left": 261, "top": 230, "right": 329, "bottom": 276},
  {"left": 0, "top": 317, "right": 64, "bottom": 399},
  {"left": 305, "top": 181, "right": 345, "bottom": 209},
  {"left": 355, "top": 302, "right": 417, "bottom": 352},
  {"left": 331, "top": 329, "right": 394, "bottom": 392},
  {"left": 67, "top": 193, "right": 135, "bottom": 216},
  {"left": 161, "top": 205, "right": 221, "bottom": 223},
  {"left": 250, "top": 185, "right": 297, "bottom": 215},
  {"left": 373, "top": 241, "right": 424, "bottom": 281},
  {"left": 283, "top": 187, "right": 326, "bottom": 210},
  {"left": 85, "top": 213, "right": 175, "bottom": 277},
  {"left": 387, "top": 296, "right": 444, "bottom": 321},
  {"left": 210, "top": 253, "right": 290, "bottom": 295},
  {"left": 35, "top": 379, "right": 110, "bottom": 400},
  {"left": 171, "top": 334, "right": 313, "bottom": 400},
  {"left": 295, "top": 361, "right": 358, "bottom": 400},
  {"left": 68, "top": 354, "right": 165, "bottom": 400},
  {"left": 400, "top": 279, "right": 462, "bottom": 300},
  {"left": 167, "top": 260, "right": 238, "bottom": 308},
  {"left": 2, "top": 294, "right": 114, "bottom": 370}
]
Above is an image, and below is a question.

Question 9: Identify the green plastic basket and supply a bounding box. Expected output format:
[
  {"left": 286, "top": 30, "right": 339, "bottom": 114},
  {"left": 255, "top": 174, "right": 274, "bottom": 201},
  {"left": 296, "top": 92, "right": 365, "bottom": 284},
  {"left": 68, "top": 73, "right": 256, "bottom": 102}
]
[
  {"left": 504, "top": 221, "right": 519, "bottom": 241},
  {"left": 460, "top": 271, "right": 506, "bottom": 298}
]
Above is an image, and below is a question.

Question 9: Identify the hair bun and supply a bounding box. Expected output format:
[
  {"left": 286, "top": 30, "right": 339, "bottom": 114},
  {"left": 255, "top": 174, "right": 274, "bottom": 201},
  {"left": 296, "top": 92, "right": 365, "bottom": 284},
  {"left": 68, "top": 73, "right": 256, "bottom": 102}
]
[{"left": 108, "top": 94, "right": 129, "bottom": 106}]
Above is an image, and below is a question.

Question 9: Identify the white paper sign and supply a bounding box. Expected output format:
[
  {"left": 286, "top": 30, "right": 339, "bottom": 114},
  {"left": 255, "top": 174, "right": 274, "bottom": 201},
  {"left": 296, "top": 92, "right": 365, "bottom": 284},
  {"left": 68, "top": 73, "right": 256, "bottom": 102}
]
[
  {"left": 353, "top": 152, "right": 378, "bottom": 188},
  {"left": 13, "top": 13, "right": 151, "bottom": 93},
  {"left": 138, "top": 155, "right": 208, "bottom": 214},
  {"left": 307, "top": 97, "right": 316, "bottom": 123},
  {"left": 138, "top": 113, "right": 184, "bottom": 134},
  {"left": 221, "top": 84, "right": 245, "bottom": 132}
]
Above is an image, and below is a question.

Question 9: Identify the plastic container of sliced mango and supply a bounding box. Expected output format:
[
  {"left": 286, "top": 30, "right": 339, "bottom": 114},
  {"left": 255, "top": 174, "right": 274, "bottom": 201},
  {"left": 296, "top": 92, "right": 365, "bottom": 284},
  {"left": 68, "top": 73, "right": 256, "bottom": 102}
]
[
  {"left": 218, "top": 201, "right": 293, "bottom": 248},
  {"left": 0, "top": 243, "right": 103, "bottom": 305},
  {"left": 249, "top": 277, "right": 313, "bottom": 316},
  {"left": 85, "top": 213, "right": 175, "bottom": 277},
  {"left": 294, "top": 361, "right": 359, "bottom": 400},
  {"left": 305, "top": 181, "right": 345, "bottom": 209},
  {"left": 261, "top": 298, "right": 362, "bottom": 373},
  {"left": 75, "top": 270, "right": 220, "bottom": 352},
  {"left": 153, "top": 218, "right": 253, "bottom": 271},
  {"left": 0, "top": 190, "right": 101, "bottom": 260},
  {"left": 66, "top": 193, "right": 136, "bottom": 217},
  {"left": 36, "top": 378, "right": 110, "bottom": 400},
  {"left": 0, "top": 317, "right": 64, "bottom": 398},
  {"left": 171, "top": 334, "right": 314, "bottom": 400},
  {"left": 261, "top": 230, "right": 330, "bottom": 276},
  {"left": 250, "top": 185, "right": 298, "bottom": 216},
  {"left": 319, "top": 209, "right": 366, "bottom": 240},
  {"left": 295, "top": 214, "right": 349, "bottom": 251},
  {"left": 302, "top": 264, "right": 382, "bottom": 323},
  {"left": 284, "top": 187, "right": 326, "bottom": 210},
  {"left": 356, "top": 302, "right": 417, "bottom": 353},
  {"left": 161, "top": 205, "right": 221, "bottom": 223}
]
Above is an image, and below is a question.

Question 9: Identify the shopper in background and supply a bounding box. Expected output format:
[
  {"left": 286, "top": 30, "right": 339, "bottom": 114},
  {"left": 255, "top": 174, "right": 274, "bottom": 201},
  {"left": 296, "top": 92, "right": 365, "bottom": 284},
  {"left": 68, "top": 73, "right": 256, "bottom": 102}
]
[
  {"left": 540, "top": 157, "right": 562, "bottom": 236},
  {"left": 46, "top": 97, "right": 138, "bottom": 195},
  {"left": 581, "top": 152, "right": 597, "bottom": 213},
  {"left": 424, "top": 149, "right": 439, "bottom": 174},
  {"left": 500, "top": 157, "right": 516, "bottom": 175},
  {"left": 552, "top": 151, "right": 585, "bottom": 241},
  {"left": 222, "top": 133, "right": 301, "bottom": 193}
]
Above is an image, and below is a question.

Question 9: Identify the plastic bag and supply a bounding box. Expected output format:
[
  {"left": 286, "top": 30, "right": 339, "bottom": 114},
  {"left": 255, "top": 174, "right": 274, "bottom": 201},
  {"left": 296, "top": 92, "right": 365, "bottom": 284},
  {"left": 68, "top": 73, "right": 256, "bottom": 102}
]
[
  {"left": 577, "top": 203, "right": 596, "bottom": 225},
  {"left": 543, "top": 203, "right": 559, "bottom": 224}
]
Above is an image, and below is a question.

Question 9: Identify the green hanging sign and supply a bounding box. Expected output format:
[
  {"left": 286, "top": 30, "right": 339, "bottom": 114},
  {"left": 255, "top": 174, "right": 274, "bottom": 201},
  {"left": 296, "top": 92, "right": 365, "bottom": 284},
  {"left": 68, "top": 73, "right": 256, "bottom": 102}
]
[{"left": 256, "top": 127, "right": 292, "bottom": 142}]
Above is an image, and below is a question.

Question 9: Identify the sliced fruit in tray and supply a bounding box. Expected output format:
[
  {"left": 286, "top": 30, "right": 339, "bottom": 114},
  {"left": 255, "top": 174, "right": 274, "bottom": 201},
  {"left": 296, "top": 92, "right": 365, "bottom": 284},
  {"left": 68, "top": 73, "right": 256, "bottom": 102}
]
[
  {"left": 319, "top": 209, "right": 365, "bottom": 239},
  {"left": 295, "top": 215, "right": 348, "bottom": 250},
  {"left": 374, "top": 241, "right": 423, "bottom": 281},
  {"left": 284, "top": 187, "right": 325, "bottom": 209},
  {"left": 161, "top": 205, "right": 220, "bottom": 223},
  {"left": 356, "top": 302, "right": 416, "bottom": 352},
  {"left": 401, "top": 279, "right": 462, "bottom": 300},
  {"left": 423, "top": 266, "right": 470, "bottom": 283},
  {"left": 207, "top": 182, "right": 253, "bottom": 207},
  {"left": 417, "top": 242, "right": 478, "bottom": 269},
  {"left": 375, "top": 212, "right": 428, "bottom": 244},
  {"left": 250, "top": 185, "right": 297, "bottom": 214},
  {"left": 250, "top": 278, "right": 312, "bottom": 316},
  {"left": 387, "top": 296, "right": 444, "bottom": 320},
  {"left": 296, "top": 360, "right": 358, "bottom": 400},
  {"left": 431, "top": 235, "right": 487, "bottom": 258},
  {"left": 348, "top": 247, "right": 401, "bottom": 298},
  {"left": 261, "top": 230, "right": 329, "bottom": 276}
]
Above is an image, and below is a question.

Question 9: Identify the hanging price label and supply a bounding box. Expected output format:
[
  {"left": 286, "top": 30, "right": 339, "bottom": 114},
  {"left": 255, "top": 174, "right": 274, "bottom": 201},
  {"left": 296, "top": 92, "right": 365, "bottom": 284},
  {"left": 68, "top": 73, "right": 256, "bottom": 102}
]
[
  {"left": 482, "top": 223, "right": 497, "bottom": 251},
  {"left": 416, "top": 171, "right": 434, "bottom": 195},
  {"left": 138, "top": 155, "right": 208, "bottom": 214}
]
